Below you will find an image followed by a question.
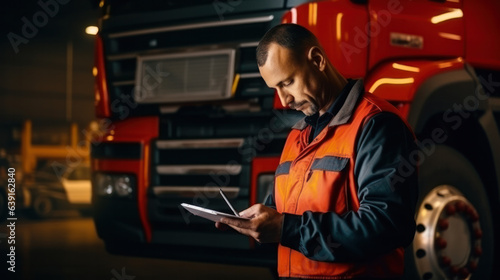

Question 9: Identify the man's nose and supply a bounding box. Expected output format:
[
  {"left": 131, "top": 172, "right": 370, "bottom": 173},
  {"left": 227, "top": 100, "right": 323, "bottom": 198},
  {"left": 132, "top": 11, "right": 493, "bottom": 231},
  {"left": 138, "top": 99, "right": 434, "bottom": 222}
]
[{"left": 276, "top": 88, "right": 293, "bottom": 107}]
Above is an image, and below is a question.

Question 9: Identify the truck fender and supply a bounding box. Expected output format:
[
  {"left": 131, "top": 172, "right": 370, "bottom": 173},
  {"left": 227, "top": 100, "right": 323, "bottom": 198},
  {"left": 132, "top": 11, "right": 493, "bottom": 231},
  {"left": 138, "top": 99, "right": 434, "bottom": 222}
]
[
  {"left": 366, "top": 60, "right": 500, "bottom": 200},
  {"left": 407, "top": 65, "right": 487, "bottom": 134},
  {"left": 409, "top": 65, "right": 500, "bottom": 196}
]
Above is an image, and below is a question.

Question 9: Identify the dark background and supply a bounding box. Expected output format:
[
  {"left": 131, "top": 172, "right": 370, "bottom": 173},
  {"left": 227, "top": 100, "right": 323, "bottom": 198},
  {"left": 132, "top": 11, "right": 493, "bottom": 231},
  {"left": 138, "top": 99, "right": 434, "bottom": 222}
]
[{"left": 0, "top": 0, "right": 99, "bottom": 150}]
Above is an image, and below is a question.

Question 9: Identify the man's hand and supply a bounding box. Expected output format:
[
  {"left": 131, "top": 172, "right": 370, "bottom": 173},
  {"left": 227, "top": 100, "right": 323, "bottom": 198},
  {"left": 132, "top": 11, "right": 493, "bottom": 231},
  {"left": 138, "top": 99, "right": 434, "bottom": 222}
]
[{"left": 215, "top": 204, "right": 283, "bottom": 243}]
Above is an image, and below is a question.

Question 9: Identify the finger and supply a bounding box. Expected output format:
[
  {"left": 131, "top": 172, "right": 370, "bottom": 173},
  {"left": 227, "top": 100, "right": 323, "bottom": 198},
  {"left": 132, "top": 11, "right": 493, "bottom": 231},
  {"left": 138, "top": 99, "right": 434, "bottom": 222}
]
[
  {"left": 215, "top": 222, "right": 229, "bottom": 231},
  {"left": 238, "top": 209, "right": 253, "bottom": 218},
  {"left": 239, "top": 204, "right": 262, "bottom": 218},
  {"left": 239, "top": 209, "right": 253, "bottom": 218},
  {"left": 220, "top": 217, "right": 252, "bottom": 229},
  {"left": 226, "top": 223, "right": 254, "bottom": 237}
]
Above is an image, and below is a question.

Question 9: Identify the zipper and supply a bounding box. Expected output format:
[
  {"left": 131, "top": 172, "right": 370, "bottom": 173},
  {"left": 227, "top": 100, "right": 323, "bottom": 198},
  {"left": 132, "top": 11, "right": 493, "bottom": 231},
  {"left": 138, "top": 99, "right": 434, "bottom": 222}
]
[
  {"left": 286, "top": 127, "right": 324, "bottom": 275},
  {"left": 292, "top": 149, "right": 318, "bottom": 215},
  {"left": 290, "top": 125, "right": 325, "bottom": 214}
]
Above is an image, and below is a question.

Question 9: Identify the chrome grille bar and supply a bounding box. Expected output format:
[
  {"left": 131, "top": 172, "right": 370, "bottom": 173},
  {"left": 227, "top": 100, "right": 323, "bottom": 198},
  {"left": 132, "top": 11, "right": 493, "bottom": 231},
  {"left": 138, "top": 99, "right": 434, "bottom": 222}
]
[
  {"left": 156, "top": 164, "right": 242, "bottom": 175},
  {"left": 156, "top": 138, "right": 244, "bottom": 149},
  {"left": 153, "top": 186, "right": 240, "bottom": 198},
  {"left": 110, "top": 15, "right": 274, "bottom": 38}
]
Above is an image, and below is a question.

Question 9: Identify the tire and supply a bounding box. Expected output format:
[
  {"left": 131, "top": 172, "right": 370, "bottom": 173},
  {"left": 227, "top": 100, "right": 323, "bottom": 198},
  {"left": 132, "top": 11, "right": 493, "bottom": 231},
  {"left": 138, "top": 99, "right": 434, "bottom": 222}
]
[
  {"left": 404, "top": 145, "right": 494, "bottom": 280},
  {"left": 32, "top": 195, "right": 54, "bottom": 219}
]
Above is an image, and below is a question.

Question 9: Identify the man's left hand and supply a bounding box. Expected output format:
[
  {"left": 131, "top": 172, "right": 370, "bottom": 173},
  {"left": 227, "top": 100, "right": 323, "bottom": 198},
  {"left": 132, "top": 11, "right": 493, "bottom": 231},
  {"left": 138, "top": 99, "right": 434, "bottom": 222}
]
[{"left": 215, "top": 204, "right": 283, "bottom": 243}]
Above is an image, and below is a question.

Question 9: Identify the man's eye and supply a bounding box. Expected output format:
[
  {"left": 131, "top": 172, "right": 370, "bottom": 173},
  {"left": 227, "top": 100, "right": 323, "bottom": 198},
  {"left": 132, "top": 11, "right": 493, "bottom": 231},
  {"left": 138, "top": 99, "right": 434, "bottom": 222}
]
[{"left": 283, "top": 80, "right": 293, "bottom": 87}]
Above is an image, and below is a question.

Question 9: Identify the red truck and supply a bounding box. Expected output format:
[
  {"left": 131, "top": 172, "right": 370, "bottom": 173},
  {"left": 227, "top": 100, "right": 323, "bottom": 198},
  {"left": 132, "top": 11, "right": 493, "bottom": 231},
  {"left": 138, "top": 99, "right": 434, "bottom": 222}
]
[{"left": 91, "top": 0, "right": 500, "bottom": 279}]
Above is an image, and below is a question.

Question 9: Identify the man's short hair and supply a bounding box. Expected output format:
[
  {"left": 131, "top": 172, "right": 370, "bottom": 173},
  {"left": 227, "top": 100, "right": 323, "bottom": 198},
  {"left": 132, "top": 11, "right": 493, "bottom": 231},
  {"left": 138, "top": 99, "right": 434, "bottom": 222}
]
[{"left": 256, "top": 24, "right": 320, "bottom": 67}]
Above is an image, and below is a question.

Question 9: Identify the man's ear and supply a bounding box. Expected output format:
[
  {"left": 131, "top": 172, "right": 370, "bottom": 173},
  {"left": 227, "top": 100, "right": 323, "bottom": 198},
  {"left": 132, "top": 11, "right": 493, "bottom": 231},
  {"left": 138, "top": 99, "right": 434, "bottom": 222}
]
[{"left": 307, "top": 46, "right": 326, "bottom": 72}]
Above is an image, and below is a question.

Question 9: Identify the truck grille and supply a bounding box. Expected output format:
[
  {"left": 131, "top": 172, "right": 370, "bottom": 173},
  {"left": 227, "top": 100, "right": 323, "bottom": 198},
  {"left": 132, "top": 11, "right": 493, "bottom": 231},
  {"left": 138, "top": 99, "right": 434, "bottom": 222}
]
[
  {"left": 151, "top": 138, "right": 245, "bottom": 199},
  {"left": 135, "top": 49, "right": 235, "bottom": 103},
  {"left": 149, "top": 112, "right": 300, "bottom": 220},
  {"left": 149, "top": 136, "right": 252, "bottom": 234}
]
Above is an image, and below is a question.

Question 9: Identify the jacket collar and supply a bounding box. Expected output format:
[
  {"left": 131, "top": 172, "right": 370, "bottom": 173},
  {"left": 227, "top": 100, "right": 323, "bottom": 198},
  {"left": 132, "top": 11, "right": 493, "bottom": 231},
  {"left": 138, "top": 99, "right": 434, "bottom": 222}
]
[{"left": 292, "top": 79, "right": 364, "bottom": 130}]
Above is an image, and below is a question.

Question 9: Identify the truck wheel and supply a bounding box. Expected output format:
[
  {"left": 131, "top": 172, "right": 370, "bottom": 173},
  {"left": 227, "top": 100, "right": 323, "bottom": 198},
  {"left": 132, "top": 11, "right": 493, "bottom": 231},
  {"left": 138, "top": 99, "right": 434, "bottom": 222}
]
[
  {"left": 32, "top": 195, "right": 53, "bottom": 219},
  {"left": 404, "top": 145, "right": 494, "bottom": 280}
]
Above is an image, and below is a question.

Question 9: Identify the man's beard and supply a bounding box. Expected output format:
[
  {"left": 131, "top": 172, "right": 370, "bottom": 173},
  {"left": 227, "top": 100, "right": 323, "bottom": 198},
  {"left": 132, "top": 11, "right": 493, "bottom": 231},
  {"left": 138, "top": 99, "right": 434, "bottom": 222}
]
[{"left": 290, "top": 101, "right": 319, "bottom": 116}]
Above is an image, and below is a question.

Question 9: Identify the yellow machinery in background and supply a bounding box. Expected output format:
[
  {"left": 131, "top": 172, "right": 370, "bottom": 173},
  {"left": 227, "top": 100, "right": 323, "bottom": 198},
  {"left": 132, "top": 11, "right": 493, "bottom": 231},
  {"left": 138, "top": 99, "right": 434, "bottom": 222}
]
[
  {"left": 21, "top": 120, "right": 90, "bottom": 175},
  {"left": 18, "top": 120, "right": 93, "bottom": 218}
]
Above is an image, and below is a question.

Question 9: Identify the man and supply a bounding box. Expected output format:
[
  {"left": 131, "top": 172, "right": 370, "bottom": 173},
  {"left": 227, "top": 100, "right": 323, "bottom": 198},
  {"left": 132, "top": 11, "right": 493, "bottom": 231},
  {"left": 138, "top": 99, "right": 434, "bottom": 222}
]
[{"left": 216, "top": 24, "right": 417, "bottom": 279}]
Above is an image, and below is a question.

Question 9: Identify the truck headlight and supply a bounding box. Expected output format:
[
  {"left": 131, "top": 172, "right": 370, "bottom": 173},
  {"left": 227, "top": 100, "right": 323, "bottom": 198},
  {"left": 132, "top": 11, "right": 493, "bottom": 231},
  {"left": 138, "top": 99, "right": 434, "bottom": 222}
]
[
  {"left": 95, "top": 174, "right": 113, "bottom": 195},
  {"left": 257, "top": 174, "right": 274, "bottom": 203},
  {"left": 114, "top": 176, "right": 133, "bottom": 197},
  {"left": 94, "top": 173, "right": 135, "bottom": 198}
]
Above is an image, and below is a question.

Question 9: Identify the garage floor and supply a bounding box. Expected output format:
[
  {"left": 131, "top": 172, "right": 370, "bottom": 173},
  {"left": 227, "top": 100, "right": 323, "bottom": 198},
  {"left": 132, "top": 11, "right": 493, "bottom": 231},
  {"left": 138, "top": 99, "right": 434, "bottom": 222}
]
[{"left": 0, "top": 212, "right": 275, "bottom": 280}]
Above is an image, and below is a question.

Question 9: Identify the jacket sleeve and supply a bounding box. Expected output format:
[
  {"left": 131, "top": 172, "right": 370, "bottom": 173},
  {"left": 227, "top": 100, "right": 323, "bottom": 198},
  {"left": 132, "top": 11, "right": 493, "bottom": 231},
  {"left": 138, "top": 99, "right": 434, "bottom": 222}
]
[{"left": 279, "top": 112, "right": 418, "bottom": 262}]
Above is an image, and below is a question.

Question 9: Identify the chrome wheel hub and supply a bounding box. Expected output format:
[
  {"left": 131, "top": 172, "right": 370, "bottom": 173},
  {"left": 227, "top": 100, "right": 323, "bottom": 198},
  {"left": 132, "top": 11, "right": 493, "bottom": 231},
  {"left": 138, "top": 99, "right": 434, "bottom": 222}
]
[{"left": 413, "top": 185, "right": 482, "bottom": 279}]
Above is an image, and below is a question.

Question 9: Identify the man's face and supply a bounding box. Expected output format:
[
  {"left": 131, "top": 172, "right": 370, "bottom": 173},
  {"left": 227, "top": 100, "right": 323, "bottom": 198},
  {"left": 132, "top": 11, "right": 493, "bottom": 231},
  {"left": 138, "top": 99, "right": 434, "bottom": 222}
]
[{"left": 258, "top": 43, "right": 325, "bottom": 116}]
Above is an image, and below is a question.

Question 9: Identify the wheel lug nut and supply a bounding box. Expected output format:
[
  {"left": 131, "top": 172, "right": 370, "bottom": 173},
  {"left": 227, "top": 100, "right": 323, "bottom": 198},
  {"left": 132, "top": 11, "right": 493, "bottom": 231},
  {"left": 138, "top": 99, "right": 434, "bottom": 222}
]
[
  {"left": 455, "top": 201, "right": 465, "bottom": 212},
  {"left": 474, "top": 246, "right": 483, "bottom": 256},
  {"left": 469, "top": 211, "right": 479, "bottom": 222},
  {"left": 436, "top": 237, "right": 447, "bottom": 249},
  {"left": 445, "top": 204, "right": 456, "bottom": 215},
  {"left": 440, "top": 256, "right": 451, "bottom": 267},
  {"left": 458, "top": 267, "right": 470, "bottom": 278},
  {"left": 468, "top": 260, "right": 478, "bottom": 271},
  {"left": 474, "top": 228, "right": 483, "bottom": 239},
  {"left": 465, "top": 205, "right": 475, "bottom": 216},
  {"left": 438, "top": 218, "right": 449, "bottom": 230}
]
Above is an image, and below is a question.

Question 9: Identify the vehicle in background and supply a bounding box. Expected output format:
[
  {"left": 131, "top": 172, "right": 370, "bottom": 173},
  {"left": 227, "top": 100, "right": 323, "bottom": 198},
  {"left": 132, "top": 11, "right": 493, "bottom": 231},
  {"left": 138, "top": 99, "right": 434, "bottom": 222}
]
[
  {"left": 25, "top": 162, "right": 92, "bottom": 218},
  {"left": 91, "top": 0, "right": 500, "bottom": 279}
]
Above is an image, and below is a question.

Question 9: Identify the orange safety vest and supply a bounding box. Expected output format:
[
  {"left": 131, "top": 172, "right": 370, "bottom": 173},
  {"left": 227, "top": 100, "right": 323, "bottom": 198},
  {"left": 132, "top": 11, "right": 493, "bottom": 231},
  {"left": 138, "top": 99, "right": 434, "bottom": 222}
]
[{"left": 275, "top": 87, "right": 407, "bottom": 279}]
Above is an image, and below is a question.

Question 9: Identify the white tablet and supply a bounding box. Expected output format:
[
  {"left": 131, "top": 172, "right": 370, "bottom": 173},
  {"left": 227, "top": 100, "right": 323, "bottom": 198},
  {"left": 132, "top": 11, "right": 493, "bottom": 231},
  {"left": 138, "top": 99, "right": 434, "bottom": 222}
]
[{"left": 181, "top": 203, "right": 249, "bottom": 222}]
